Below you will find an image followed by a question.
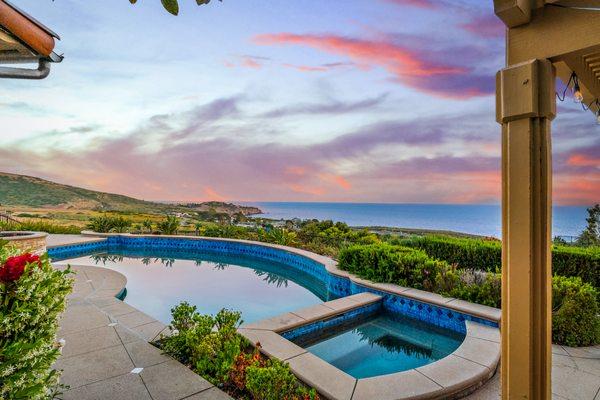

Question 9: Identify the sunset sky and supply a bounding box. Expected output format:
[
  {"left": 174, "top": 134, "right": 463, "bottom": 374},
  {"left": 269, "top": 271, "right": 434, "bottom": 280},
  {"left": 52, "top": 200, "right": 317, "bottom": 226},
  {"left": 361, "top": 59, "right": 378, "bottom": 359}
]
[{"left": 1, "top": 0, "right": 598, "bottom": 205}]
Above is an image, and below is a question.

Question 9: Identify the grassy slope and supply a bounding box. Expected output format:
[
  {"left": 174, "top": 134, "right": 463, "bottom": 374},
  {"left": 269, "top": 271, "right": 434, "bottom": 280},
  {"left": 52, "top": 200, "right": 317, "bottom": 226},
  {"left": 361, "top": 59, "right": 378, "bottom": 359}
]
[{"left": 0, "top": 172, "right": 169, "bottom": 212}]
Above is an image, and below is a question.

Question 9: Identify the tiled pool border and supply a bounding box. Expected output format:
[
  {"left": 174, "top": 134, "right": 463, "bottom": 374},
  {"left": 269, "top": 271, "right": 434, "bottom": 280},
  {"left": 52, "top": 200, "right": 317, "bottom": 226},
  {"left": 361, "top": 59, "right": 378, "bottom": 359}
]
[
  {"left": 48, "top": 232, "right": 500, "bottom": 335},
  {"left": 238, "top": 293, "right": 500, "bottom": 400}
]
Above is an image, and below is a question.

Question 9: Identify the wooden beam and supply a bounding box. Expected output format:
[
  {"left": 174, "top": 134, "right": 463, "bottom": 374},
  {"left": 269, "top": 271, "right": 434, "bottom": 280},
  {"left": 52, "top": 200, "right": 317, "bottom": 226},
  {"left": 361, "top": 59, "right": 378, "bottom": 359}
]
[
  {"left": 507, "top": 6, "right": 600, "bottom": 64},
  {"left": 546, "top": 0, "right": 600, "bottom": 7},
  {"left": 494, "top": 0, "right": 532, "bottom": 28},
  {"left": 0, "top": 1, "right": 55, "bottom": 57}
]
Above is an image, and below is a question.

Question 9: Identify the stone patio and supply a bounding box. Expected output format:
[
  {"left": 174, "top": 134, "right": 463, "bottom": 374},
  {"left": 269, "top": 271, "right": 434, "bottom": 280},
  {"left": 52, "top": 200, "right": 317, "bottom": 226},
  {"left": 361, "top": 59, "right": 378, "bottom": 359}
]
[{"left": 53, "top": 264, "right": 232, "bottom": 400}]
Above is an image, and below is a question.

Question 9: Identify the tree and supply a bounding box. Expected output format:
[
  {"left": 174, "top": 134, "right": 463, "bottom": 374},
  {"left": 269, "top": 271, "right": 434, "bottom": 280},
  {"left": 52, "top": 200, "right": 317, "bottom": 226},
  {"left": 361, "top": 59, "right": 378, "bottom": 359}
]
[
  {"left": 157, "top": 215, "right": 180, "bottom": 235},
  {"left": 142, "top": 219, "right": 153, "bottom": 234},
  {"left": 577, "top": 204, "right": 600, "bottom": 247},
  {"left": 129, "top": 0, "right": 222, "bottom": 16}
]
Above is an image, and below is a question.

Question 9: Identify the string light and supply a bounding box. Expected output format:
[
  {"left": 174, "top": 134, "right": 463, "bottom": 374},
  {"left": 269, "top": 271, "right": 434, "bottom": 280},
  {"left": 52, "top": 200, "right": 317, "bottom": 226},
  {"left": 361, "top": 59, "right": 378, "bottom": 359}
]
[
  {"left": 555, "top": 72, "right": 599, "bottom": 124},
  {"left": 573, "top": 75, "right": 584, "bottom": 103}
]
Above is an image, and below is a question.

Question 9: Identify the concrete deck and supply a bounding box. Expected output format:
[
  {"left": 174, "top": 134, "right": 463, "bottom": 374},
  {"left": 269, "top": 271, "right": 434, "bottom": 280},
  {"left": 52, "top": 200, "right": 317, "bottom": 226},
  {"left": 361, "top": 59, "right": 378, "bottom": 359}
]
[
  {"left": 46, "top": 234, "right": 107, "bottom": 248},
  {"left": 465, "top": 345, "right": 600, "bottom": 400},
  {"left": 53, "top": 264, "right": 232, "bottom": 400}
]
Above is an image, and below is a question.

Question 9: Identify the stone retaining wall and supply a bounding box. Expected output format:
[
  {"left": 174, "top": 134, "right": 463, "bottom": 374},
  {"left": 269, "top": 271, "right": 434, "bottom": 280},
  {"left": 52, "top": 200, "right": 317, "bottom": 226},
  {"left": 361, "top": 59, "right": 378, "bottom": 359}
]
[{"left": 0, "top": 231, "right": 48, "bottom": 254}]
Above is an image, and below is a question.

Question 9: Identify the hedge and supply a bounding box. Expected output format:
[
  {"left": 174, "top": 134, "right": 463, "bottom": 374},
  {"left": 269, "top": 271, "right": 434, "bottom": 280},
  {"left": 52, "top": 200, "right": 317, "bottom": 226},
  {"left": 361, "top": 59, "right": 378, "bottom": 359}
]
[
  {"left": 395, "top": 235, "right": 600, "bottom": 288},
  {"left": 337, "top": 244, "right": 444, "bottom": 292},
  {"left": 552, "top": 276, "right": 600, "bottom": 347},
  {"left": 0, "top": 244, "right": 74, "bottom": 399},
  {"left": 338, "top": 243, "right": 599, "bottom": 347}
]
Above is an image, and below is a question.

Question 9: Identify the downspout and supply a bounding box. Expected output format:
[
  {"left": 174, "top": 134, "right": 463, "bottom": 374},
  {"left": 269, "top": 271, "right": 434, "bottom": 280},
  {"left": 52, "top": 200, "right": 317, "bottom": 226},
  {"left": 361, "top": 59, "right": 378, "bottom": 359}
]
[{"left": 0, "top": 58, "right": 50, "bottom": 79}]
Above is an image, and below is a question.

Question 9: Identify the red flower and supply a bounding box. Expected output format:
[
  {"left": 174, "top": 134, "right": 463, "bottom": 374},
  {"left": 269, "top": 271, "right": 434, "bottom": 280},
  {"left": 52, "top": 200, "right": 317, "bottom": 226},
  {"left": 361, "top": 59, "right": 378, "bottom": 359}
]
[{"left": 0, "top": 253, "right": 41, "bottom": 283}]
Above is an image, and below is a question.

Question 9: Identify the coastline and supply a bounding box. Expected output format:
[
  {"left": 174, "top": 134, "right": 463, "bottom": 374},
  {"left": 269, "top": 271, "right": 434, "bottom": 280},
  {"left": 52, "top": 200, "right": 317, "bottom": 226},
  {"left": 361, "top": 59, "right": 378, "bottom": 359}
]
[{"left": 246, "top": 202, "right": 588, "bottom": 238}]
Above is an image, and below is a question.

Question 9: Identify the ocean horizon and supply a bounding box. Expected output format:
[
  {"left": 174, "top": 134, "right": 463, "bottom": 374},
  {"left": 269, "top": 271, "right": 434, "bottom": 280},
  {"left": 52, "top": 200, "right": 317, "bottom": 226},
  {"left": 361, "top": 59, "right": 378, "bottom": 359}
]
[{"left": 242, "top": 202, "right": 589, "bottom": 239}]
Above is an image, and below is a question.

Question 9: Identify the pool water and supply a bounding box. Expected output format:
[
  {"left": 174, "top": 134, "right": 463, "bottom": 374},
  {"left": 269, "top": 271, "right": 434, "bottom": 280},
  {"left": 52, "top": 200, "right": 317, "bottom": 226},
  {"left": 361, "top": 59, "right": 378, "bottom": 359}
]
[
  {"left": 292, "top": 312, "right": 464, "bottom": 379},
  {"left": 60, "top": 248, "right": 336, "bottom": 324}
]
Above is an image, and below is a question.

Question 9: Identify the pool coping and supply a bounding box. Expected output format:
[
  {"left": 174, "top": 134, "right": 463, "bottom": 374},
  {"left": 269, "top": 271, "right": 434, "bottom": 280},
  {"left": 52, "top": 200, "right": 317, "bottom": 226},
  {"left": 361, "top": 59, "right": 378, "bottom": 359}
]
[
  {"left": 238, "top": 295, "right": 500, "bottom": 400},
  {"left": 76, "top": 231, "right": 501, "bottom": 324}
]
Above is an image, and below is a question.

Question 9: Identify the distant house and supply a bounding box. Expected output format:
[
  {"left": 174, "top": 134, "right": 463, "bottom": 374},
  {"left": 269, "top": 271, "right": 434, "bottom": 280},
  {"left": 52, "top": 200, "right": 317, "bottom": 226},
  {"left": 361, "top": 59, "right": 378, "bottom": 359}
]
[{"left": 0, "top": 0, "right": 62, "bottom": 79}]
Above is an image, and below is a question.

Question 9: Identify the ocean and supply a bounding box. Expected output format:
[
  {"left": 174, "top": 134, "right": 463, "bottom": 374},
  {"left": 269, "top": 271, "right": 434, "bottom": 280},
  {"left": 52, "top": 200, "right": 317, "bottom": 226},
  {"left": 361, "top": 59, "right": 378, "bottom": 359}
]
[{"left": 243, "top": 202, "right": 590, "bottom": 239}]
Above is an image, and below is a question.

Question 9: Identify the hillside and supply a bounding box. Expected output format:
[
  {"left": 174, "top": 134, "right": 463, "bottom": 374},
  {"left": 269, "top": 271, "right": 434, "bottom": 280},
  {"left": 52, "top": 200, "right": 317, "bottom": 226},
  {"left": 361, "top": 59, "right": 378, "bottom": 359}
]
[
  {"left": 0, "top": 172, "right": 261, "bottom": 215},
  {"left": 0, "top": 172, "right": 170, "bottom": 212}
]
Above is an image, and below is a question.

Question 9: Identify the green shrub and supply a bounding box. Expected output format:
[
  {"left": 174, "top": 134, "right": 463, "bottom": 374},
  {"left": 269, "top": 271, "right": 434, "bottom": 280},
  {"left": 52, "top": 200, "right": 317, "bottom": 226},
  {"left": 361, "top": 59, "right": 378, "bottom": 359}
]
[
  {"left": 552, "top": 276, "right": 600, "bottom": 347},
  {"left": 258, "top": 228, "right": 298, "bottom": 246},
  {"left": 296, "top": 220, "right": 379, "bottom": 257},
  {"left": 160, "top": 303, "right": 246, "bottom": 385},
  {"left": 0, "top": 245, "right": 74, "bottom": 399},
  {"left": 86, "top": 215, "right": 131, "bottom": 233},
  {"left": 200, "top": 224, "right": 255, "bottom": 240},
  {"left": 398, "top": 235, "right": 600, "bottom": 288},
  {"left": 0, "top": 220, "right": 81, "bottom": 234},
  {"left": 157, "top": 215, "right": 180, "bottom": 235},
  {"left": 552, "top": 245, "right": 600, "bottom": 288},
  {"left": 246, "top": 358, "right": 318, "bottom": 400},
  {"left": 443, "top": 271, "right": 502, "bottom": 308},
  {"left": 160, "top": 303, "right": 321, "bottom": 399},
  {"left": 396, "top": 235, "right": 502, "bottom": 272},
  {"left": 339, "top": 244, "right": 444, "bottom": 290}
]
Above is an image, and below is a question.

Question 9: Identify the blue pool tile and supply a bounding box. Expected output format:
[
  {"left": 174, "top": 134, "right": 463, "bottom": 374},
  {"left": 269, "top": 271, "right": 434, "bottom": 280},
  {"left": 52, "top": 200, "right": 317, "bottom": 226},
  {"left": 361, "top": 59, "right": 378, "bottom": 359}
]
[{"left": 49, "top": 235, "right": 498, "bottom": 334}]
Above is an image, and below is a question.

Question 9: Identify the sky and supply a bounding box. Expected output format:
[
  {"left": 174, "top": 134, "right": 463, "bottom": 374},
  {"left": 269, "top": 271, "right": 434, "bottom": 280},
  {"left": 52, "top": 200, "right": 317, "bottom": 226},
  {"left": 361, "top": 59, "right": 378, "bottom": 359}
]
[{"left": 0, "top": 0, "right": 598, "bottom": 205}]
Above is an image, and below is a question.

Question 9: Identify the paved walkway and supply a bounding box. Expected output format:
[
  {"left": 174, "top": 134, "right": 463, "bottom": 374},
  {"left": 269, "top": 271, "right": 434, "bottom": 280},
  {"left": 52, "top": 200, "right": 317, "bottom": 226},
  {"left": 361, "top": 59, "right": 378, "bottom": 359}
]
[
  {"left": 53, "top": 264, "right": 232, "bottom": 400},
  {"left": 465, "top": 345, "right": 600, "bottom": 400}
]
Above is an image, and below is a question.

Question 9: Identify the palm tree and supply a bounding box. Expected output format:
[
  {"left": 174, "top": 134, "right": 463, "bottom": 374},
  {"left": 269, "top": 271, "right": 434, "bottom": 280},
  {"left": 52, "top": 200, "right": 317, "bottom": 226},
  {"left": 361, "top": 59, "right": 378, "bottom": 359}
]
[
  {"left": 194, "top": 222, "right": 202, "bottom": 236},
  {"left": 142, "top": 219, "right": 153, "bottom": 234},
  {"left": 157, "top": 215, "right": 180, "bottom": 235}
]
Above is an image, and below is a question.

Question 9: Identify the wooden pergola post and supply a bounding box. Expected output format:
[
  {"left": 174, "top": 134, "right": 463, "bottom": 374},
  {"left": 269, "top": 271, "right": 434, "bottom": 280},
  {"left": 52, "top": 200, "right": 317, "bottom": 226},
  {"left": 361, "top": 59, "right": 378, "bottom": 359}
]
[
  {"left": 496, "top": 59, "right": 555, "bottom": 399},
  {"left": 494, "top": 1, "right": 600, "bottom": 399}
]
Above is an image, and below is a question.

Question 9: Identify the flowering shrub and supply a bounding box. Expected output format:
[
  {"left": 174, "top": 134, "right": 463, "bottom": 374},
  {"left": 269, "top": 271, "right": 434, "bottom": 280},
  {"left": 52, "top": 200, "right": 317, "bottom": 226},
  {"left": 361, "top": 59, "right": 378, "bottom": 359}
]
[
  {"left": 159, "top": 303, "right": 319, "bottom": 399},
  {"left": 0, "top": 253, "right": 42, "bottom": 283},
  {"left": 0, "top": 243, "right": 73, "bottom": 399},
  {"left": 228, "top": 347, "right": 319, "bottom": 400}
]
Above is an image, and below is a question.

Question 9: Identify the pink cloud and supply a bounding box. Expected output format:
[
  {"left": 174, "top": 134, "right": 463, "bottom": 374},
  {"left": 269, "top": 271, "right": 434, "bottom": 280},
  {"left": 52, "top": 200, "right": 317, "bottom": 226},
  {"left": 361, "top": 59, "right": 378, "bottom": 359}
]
[
  {"left": 288, "top": 183, "right": 325, "bottom": 196},
  {"left": 204, "top": 186, "right": 227, "bottom": 201},
  {"left": 384, "top": 0, "right": 437, "bottom": 8},
  {"left": 254, "top": 33, "right": 493, "bottom": 98},
  {"left": 283, "top": 63, "right": 328, "bottom": 72},
  {"left": 318, "top": 173, "right": 352, "bottom": 190},
  {"left": 241, "top": 56, "right": 262, "bottom": 69},
  {"left": 460, "top": 14, "right": 505, "bottom": 39},
  {"left": 567, "top": 154, "right": 600, "bottom": 168},
  {"left": 2, "top": 97, "right": 595, "bottom": 206},
  {"left": 554, "top": 173, "right": 600, "bottom": 205},
  {"left": 285, "top": 166, "right": 307, "bottom": 176}
]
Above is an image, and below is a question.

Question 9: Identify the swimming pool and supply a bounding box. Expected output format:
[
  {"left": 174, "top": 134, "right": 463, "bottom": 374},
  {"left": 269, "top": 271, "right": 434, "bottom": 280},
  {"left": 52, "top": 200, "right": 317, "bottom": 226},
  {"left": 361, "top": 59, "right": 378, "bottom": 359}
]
[
  {"left": 49, "top": 235, "right": 500, "bottom": 395},
  {"left": 56, "top": 247, "right": 336, "bottom": 323},
  {"left": 50, "top": 235, "right": 498, "bottom": 333},
  {"left": 291, "top": 311, "right": 464, "bottom": 379}
]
